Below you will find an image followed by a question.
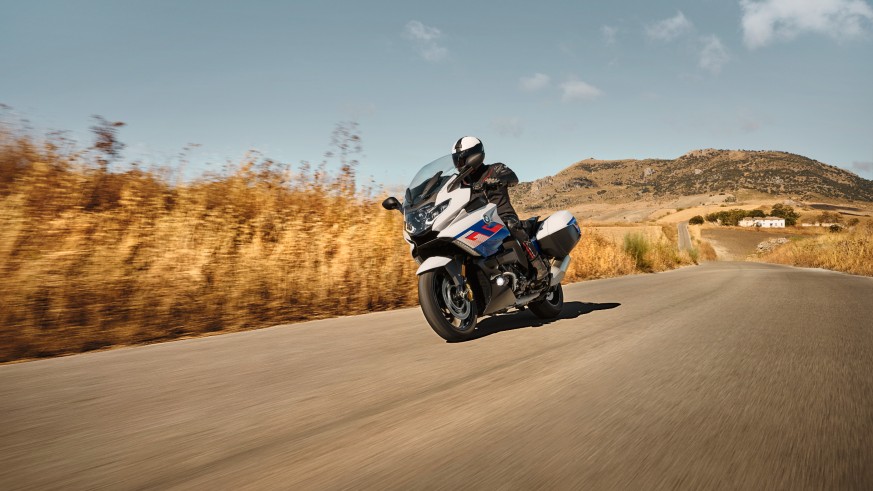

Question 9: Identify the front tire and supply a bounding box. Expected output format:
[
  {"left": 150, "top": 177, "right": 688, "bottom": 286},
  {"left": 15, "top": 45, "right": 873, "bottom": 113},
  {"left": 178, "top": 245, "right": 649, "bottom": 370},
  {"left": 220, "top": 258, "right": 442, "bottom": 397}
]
[
  {"left": 529, "top": 283, "right": 564, "bottom": 319},
  {"left": 418, "top": 270, "right": 478, "bottom": 342}
]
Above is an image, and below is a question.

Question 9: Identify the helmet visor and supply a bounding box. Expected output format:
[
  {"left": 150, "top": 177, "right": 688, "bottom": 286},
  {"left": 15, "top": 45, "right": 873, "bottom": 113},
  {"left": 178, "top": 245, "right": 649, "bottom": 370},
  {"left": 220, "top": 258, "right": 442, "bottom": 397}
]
[{"left": 451, "top": 142, "right": 483, "bottom": 170}]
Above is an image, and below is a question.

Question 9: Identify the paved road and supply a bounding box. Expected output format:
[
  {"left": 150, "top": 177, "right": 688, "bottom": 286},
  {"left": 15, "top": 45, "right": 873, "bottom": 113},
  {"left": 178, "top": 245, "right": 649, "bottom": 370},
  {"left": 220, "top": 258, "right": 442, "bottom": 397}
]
[
  {"left": 2, "top": 262, "right": 872, "bottom": 490},
  {"left": 678, "top": 221, "right": 692, "bottom": 251}
]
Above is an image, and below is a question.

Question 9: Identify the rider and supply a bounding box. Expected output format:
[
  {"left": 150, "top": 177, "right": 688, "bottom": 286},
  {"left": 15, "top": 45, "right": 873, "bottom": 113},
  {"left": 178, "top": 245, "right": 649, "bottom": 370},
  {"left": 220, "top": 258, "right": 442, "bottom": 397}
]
[{"left": 451, "top": 136, "right": 549, "bottom": 283}]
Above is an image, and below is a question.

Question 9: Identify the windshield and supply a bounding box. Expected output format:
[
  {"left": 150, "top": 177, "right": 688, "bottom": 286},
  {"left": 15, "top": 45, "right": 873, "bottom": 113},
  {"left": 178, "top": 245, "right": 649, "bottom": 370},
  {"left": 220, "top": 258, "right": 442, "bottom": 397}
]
[{"left": 404, "top": 154, "right": 457, "bottom": 207}]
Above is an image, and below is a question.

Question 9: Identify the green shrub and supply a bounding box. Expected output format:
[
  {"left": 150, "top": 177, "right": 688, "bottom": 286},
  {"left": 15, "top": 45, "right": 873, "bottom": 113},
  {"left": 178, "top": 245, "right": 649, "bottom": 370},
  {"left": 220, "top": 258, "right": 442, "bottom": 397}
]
[{"left": 623, "top": 233, "right": 650, "bottom": 270}]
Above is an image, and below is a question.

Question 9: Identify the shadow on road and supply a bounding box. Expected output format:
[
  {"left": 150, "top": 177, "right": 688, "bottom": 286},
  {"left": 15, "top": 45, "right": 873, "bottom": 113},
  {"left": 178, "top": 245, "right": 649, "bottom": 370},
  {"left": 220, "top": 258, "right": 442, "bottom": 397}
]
[{"left": 455, "top": 301, "right": 621, "bottom": 342}]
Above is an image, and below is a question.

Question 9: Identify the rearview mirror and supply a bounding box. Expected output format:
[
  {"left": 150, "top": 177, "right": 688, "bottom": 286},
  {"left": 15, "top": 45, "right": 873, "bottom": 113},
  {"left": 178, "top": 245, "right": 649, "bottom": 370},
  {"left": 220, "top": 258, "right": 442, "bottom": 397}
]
[{"left": 382, "top": 197, "right": 402, "bottom": 211}]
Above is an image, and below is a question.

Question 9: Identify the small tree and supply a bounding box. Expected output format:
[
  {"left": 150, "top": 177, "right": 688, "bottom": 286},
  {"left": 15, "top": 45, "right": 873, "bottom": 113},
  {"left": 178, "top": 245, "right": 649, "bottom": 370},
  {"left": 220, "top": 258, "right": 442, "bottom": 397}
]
[
  {"left": 749, "top": 209, "right": 766, "bottom": 218},
  {"left": 816, "top": 211, "right": 844, "bottom": 224},
  {"left": 770, "top": 203, "right": 799, "bottom": 226},
  {"left": 689, "top": 215, "right": 704, "bottom": 225}
]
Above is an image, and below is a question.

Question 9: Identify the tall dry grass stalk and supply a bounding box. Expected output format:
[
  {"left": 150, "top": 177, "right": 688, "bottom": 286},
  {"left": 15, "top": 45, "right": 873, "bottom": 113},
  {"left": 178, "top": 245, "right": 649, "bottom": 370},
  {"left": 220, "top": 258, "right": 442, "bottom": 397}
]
[
  {"left": 0, "top": 123, "right": 695, "bottom": 361},
  {"left": 757, "top": 223, "right": 873, "bottom": 276}
]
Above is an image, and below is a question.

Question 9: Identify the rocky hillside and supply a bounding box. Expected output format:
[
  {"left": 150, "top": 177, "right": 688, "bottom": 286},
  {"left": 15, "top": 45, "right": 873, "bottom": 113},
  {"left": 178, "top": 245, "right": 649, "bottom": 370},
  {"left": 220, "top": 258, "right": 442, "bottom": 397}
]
[{"left": 511, "top": 149, "right": 873, "bottom": 211}]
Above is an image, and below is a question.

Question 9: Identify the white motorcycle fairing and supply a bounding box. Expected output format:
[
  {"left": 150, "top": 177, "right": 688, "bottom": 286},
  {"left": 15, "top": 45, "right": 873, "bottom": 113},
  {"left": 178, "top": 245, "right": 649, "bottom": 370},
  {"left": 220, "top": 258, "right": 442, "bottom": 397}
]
[
  {"left": 429, "top": 184, "right": 469, "bottom": 233},
  {"left": 437, "top": 202, "right": 510, "bottom": 258},
  {"left": 412, "top": 178, "right": 511, "bottom": 265}
]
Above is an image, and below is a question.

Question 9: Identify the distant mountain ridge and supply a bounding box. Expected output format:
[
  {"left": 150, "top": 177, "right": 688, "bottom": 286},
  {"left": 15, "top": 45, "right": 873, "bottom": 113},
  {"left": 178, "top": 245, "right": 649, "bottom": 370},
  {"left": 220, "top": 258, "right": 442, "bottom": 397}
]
[{"left": 511, "top": 149, "right": 873, "bottom": 211}]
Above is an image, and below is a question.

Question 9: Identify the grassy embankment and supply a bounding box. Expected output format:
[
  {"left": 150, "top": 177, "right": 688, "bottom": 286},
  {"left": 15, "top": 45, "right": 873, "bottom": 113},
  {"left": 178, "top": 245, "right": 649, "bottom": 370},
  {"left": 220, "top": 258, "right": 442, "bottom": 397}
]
[
  {"left": 573, "top": 223, "right": 712, "bottom": 273},
  {"left": 757, "top": 223, "right": 873, "bottom": 276},
  {"left": 684, "top": 224, "right": 721, "bottom": 261},
  {"left": 1, "top": 123, "right": 692, "bottom": 362}
]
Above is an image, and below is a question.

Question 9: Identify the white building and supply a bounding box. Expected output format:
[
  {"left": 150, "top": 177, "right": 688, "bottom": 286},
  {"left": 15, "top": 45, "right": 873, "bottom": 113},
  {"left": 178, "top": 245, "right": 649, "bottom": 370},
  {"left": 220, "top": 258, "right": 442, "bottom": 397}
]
[{"left": 739, "top": 216, "right": 786, "bottom": 228}]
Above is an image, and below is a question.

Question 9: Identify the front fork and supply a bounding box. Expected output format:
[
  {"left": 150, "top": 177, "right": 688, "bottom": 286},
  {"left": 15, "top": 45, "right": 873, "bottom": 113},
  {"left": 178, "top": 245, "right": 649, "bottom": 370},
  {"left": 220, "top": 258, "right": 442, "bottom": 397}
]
[{"left": 460, "top": 263, "right": 474, "bottom": 301}]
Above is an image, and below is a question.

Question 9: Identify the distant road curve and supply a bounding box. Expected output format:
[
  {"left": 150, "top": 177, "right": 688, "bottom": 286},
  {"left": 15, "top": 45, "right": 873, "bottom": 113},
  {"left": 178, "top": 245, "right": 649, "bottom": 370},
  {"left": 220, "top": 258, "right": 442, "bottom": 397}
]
[
  {"left": 678, "top": 221, "right": 692, "bottom": 251},
  {"left": 2, "top": 262, "right": 873, "bottom": 489}
]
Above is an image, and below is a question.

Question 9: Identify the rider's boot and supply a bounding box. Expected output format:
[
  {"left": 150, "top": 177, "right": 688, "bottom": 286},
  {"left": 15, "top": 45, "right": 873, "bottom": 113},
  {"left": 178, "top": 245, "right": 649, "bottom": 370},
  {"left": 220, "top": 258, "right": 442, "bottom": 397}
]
[{"left": 521, "top": 240, "right": 549, "bottom": 283}]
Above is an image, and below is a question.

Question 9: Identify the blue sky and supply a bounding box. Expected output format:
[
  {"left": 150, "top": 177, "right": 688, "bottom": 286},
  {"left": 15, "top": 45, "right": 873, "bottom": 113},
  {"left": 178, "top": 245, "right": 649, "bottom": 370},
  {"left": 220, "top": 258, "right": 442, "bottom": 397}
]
[{"left": 2, "top": 0, "right": 872, "bottom": 185}]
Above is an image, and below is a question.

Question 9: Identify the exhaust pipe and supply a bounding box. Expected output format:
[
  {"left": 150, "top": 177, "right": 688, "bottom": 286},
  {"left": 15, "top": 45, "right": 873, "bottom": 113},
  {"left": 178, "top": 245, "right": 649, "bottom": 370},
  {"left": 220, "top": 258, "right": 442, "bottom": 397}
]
[{"left": 549, "top": 256, "right": 571, "bottom": 286}]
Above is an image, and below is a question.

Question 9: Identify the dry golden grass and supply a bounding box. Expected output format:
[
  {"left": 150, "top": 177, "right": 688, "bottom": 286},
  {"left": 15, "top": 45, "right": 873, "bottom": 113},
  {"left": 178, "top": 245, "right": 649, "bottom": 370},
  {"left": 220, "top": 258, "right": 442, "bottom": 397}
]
[
  {"left": 645, "top": 236, "right": 696, "bottom": 272},
  {"left": 661, "top": 224, "right": 679, "bottom": 246},
  {"left": 585, "top": 225, "right": 665, "bottom": 244},
  {"left": 688, "top": 224, "right": 703, "bottom": 242},
  {"left": 696, "top": 240, "right": 718, "bottom": 261},
  {"left": 757, "top": 223, "right": 873, "bottom": 276},
  {"left": 563, "top": 231, "right": 636, "bottom": 281},
  {"left": 0, "top": 129, "right": 419, "bottom": 361},
  {"left": 686, "top": 225, "right": 718, "bottom": 261},
  {"left": 563, "top": 227, "right": 693, "bottom": 281},
  {"left": 0, "top": 123, "right": 695, "bottom": 362}
]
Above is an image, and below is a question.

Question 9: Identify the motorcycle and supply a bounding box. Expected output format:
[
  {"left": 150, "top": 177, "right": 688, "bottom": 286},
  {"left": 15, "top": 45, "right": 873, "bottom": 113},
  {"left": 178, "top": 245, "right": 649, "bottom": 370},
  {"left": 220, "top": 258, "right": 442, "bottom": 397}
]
[{"left": 382, "top": 154, "right": 582, "bottom": 341}]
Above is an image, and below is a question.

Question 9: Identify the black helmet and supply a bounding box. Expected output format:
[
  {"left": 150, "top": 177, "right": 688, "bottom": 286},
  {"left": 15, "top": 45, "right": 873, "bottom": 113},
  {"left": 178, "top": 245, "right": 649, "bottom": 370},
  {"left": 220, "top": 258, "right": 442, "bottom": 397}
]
[{"left": 451, "top": 136, "right": 485, "bottom": 172}]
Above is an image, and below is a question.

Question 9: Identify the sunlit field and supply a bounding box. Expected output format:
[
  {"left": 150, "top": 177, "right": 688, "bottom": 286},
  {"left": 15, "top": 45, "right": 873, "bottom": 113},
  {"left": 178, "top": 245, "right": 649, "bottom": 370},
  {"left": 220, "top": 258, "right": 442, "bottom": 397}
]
[{"left": 757, "top": 223, "right": 873, "bottom": 276}]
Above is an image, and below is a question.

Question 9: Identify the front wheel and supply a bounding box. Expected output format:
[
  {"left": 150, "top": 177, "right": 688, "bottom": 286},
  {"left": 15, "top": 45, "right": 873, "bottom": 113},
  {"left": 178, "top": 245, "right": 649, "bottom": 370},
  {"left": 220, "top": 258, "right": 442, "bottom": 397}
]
[
  {"left": 418, "top": 270, "right": 478, "bottom": 342},
  {"left": 528, "top": 283, "right": 564, "bottom": 319}
]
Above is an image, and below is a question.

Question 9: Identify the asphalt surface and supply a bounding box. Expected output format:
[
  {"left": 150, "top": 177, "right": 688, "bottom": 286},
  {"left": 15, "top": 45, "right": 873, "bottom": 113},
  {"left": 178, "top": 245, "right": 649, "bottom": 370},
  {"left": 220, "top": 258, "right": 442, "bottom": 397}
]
[
  {"left": 2, "top": 262, "right": 873, "bottom": 490},
  {"left": 678, "top": 221, "right": 692, "bottom": 251}
]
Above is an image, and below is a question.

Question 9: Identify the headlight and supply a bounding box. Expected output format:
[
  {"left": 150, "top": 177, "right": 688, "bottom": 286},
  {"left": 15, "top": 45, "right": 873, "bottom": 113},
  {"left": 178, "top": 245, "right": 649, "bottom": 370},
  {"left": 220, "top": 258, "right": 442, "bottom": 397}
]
[
  {"left": 425, "top": 200, "right": 450, "bottom": 225},
  {"left": 405, "top": 200, "right": 450, "bottom": 235}
]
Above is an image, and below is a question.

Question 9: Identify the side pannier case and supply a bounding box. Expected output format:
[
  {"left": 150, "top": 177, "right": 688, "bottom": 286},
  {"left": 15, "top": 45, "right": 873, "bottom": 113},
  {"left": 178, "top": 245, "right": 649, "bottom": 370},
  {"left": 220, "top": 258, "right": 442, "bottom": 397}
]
[{"left": 535, "top": 210, "right": 581, "bottom": 258}]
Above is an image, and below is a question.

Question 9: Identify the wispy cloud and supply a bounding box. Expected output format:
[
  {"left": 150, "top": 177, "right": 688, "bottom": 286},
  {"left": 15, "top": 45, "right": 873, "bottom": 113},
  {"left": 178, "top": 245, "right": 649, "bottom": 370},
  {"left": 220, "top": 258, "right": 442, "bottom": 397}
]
[
  {"left": 404, "top": 20, "right": 440, "bottom": 42},
  {"left": 740, "top": 0, "right": 873, "bottom": 49},
  {"left": 519, "top": 73, "right": 551, "bottom": 91},
  {"left": 852, "top": 161, "right": 873, "bottom": 176},
  {"left": 403, "top": 20, "right": 448, "bottom": 62},
  {"left": 560, "top": 79, "right": 603, "bottom": 102},
  {"left": 492, "top": 117, "right": 524, "bottom": 138},
  {"left": 699, "top": 35, "right": 730, "bottom": 74},
  {"left": 601, "top": 25, "right": 618, "bottom": 45},
  {"left": 646, "top": 11, "right": 693, "bottom": 41}
]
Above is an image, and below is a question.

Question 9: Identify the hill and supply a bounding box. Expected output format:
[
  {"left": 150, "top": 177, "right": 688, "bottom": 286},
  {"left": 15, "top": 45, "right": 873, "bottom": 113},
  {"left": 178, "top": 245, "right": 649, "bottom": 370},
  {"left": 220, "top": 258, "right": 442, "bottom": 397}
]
[{"left": 511, "top": 149, "right": 873, "bottom": 212}]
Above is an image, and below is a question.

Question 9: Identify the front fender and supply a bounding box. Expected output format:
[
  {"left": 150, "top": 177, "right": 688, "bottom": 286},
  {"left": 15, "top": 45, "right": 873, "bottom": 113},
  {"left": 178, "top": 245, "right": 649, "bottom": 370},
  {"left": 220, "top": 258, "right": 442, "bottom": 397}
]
[
  {"left": 416, "top": 256, "right": 452, "bottom": 275},
  {"left": 416, "top": 256, "right": 464, "bottom": 287}
]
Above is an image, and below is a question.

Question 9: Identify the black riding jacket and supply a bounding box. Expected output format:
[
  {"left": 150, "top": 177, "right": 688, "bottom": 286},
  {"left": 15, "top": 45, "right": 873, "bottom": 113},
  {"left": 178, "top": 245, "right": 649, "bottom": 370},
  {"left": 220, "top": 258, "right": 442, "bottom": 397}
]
[{"left": 465, "top": 163, "right": 520, "bottom": 221}]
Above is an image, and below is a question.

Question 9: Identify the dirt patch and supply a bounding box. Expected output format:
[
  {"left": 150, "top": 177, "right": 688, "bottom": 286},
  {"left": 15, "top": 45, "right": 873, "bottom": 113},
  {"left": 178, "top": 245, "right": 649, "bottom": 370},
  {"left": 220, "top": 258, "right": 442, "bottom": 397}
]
[{"left": 702, "top": 227, "right": 818, "bottom": 260}]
